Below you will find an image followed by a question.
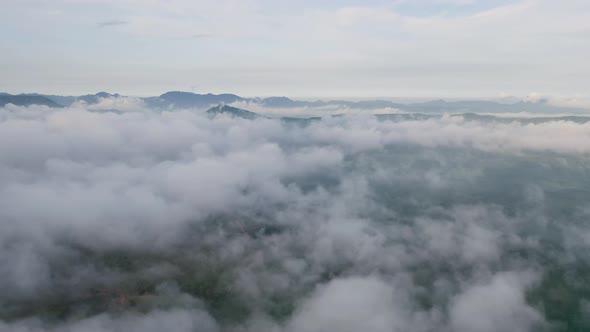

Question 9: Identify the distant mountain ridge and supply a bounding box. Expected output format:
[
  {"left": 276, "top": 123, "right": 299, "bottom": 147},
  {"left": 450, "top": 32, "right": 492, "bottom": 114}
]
[
  {"left": 2, "top": 91, "right": 590, "bottom": 125},
  {"left": 204, "top": 105, "right": 590, "bottom": 124},
  {"left": 0, "top": 94, "right": 63, "bottom": 108},
  {"left": 0, "top": 92, "right": 123, "bottom": 108},
  {"left": 2, "top": 91, "right": 590, "bottom": 115}
]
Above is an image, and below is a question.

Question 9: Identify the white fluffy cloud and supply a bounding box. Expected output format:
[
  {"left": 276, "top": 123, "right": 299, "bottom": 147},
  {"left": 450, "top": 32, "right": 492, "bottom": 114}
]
[
  {"left": 287, "top": 277, "right": 407, "bottom": 332},
  {"left": 450, "top": 272, "right": 543, "bottom": 332}
]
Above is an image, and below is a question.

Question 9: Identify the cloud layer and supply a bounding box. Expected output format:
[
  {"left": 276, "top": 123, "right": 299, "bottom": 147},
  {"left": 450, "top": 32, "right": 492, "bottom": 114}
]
[{"left": 1, "top": 103, "right": 590, "bottom": 331}]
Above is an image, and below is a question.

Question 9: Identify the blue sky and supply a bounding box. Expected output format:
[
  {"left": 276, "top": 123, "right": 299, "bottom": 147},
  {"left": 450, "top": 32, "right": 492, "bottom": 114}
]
[{"left": 1, "top": 0, "right": 589, "bottom": 98}]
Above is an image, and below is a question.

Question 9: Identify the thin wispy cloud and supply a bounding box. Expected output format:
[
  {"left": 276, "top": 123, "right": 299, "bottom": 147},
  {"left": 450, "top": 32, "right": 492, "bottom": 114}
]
[
  {"left": 191, "top": 33, "right": 213, "bottom": 39},
  {"left": 97, "top": 19, "right": 128, "bottom": 28}
]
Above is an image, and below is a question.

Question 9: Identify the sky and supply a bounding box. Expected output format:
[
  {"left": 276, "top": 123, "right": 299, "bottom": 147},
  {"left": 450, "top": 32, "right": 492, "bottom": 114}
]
[{"left": 0, "top": 0, "right": 589, "bottom": 98}]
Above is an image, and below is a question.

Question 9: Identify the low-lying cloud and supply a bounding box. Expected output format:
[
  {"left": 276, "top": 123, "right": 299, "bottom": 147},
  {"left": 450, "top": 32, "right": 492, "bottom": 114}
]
[{"left": 1, "top": 102, "right": 589, "bottom": 331}]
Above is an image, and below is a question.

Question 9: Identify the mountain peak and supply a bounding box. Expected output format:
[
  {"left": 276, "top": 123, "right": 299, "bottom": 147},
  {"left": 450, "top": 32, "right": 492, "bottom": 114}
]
[
  {"left": 94, "top": 92, "right": 119, "bottom": 98},
  {"left": 206, "top": 104, "right": 263, "bottom": 120},
  {"left": 160, "top": 91, "right": 197, "bottom": 98},
  {"left": 150, "top": 91, "right": 248, "bottom": 109}
]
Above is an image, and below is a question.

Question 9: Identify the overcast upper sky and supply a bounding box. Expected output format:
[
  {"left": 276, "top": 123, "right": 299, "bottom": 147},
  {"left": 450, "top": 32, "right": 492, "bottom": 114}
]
[{"left": 1, "top": 0, "right": 589, "bottom": 98}]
